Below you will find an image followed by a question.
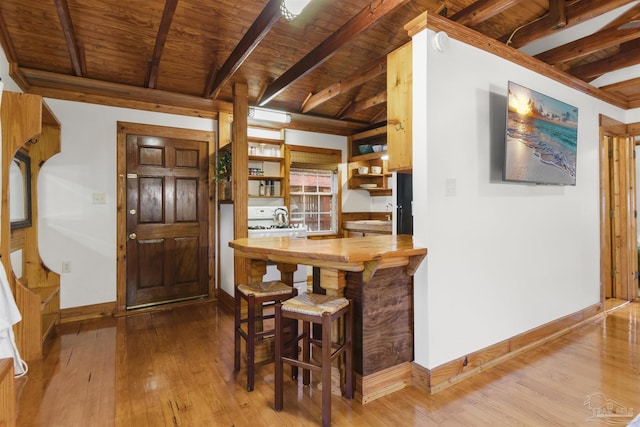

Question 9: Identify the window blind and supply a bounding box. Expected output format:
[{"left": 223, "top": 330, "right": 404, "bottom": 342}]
[{"left": 289, "top": 146, "right": 340, "bottom": 171}]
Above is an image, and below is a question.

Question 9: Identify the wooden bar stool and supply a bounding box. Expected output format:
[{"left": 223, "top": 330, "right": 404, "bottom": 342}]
[
  {"left": 274, "top": 293, "right": 352, "bottom": 427},
  {"left": 234, "top": 281, "right": 297, "bottom": 391}
]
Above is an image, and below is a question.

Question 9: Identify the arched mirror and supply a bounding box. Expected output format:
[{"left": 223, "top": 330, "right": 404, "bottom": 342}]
[{"left": 10, "top": 150, "right": 32, "bottom": 230}]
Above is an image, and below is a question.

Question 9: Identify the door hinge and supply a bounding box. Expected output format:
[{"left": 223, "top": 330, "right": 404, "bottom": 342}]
[
  {"left": 611, "top": 269, "right": 617, "bottom": 278},
  {"left": 609, "top": 150, "right": 613, "bottom": 159},
  {"left": 610, "top": 210, "right": 615, "bottom": 218},
  {"left": 634, "top": 150, "right": 637, "bottom": 159}
]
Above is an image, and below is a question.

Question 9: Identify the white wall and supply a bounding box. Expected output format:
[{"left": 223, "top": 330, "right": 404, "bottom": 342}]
[
  {"left": 413, "top": 29, "right": 627, "bottom": 369},
  {"left": 38, "top": 101, "right": 217, "bottom": 308}
]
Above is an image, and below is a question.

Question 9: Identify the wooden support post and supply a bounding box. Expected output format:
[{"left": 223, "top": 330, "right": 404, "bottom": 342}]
[{"left": 232, "top": 83, "right": 249, "bottom": 287}]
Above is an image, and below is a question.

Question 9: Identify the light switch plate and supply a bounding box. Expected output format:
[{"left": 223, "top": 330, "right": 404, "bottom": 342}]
[
  {"left": 93, "top": 192, "right": 107, "bottom": 204},
  {"left": 445, "top": 178, "right": 457, "bottom": 197}
]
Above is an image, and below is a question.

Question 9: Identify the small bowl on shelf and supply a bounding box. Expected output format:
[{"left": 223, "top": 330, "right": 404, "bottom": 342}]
[
  {"left": 371, "top": 166, "right": 382, "bottom": 174},
  {"left": 358, "top": 144, "right": 373, "bottom": 155},
  {"left": 359, "top": 183, "right": 378, "bottom": 189},
  {"left": 372, "top": 144, "right": 383, "bottom": 152},
  {"left": 358, "top": 166, "right": 369, "bottom": 175}
]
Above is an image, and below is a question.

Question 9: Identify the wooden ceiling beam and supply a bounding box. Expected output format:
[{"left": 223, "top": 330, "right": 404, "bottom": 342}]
[
  {"left": 146, "top": 0, "right": 179, "bottom": 89},
  {"left": 600, "top": 2, "right": 640, "bottom": 30},
  {"left": 204, "top": 0, "right": 281, "bottom": 99},
  {"left": 16, "top": 67, "right": 365, "bottom": 135},
  {"left": 338, "top": 91, "right": 386, "bottom": 119},
  {"left": 569, "top": 47, "right": 640, "bottom": 81},
  {"left": 600, "top": 75, "right": 640, "bottom": 93},
  {"left": 369, "top": 107, "right": 386, "bottom": 124},
  {"left": 258, "top": 0, "right": 409, "bottom": 107},
  {"left": 53, "top": 0, "right": 85, "bottom": 77},
  {"left": 534, "top": 26, "right": 640, "bottom": 65},
  {"left": 502, "top": 0, "right": 635, "bottom": 48},
  {"left": 301, "top": 56, "right": 386, "bottom": 113},
  {"left": 0, "top": 11, "right": 18, "bottom": 63},
  {"left": 548, "top": 0, "right": 567, "bottom": 30},
  {"left": 451, "top": 0, "right": 525, "bottom": 27}
]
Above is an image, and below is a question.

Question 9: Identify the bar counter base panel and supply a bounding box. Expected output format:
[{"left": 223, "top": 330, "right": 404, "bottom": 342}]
[{"left": 356, "top": 362, "right": 412, "bottom": 404}]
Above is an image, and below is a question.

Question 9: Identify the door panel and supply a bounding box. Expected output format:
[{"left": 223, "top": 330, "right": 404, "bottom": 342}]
[
  {"left": 603, "top": 133, "right": 638, "bottom": 301},
  {"left": 396, "top": 172, "right": 413, "bottom": 235},
  {"left": 126, "top": 134, "right": 208, "bottom": 308}
]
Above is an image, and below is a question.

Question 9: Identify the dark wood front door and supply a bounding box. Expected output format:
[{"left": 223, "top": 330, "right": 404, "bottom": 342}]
[{"left": 126, "top": 134, "right": 209, "bottom": 308}]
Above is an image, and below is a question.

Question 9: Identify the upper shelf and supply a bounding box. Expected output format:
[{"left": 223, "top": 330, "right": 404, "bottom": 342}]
[
  {"left": 248, "top": 155, "right": 284, "bottom": 162},
  {"left": 350, "top": 151, "right": 388, "bottom": 162},
  {"left": 349, "top": 125, "right": 387, "bottom": 161}
]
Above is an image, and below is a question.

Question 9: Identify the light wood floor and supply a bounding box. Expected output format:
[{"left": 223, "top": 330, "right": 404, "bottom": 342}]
[{"left": 13, "top": 300, "right": 640, "bottom": 426}]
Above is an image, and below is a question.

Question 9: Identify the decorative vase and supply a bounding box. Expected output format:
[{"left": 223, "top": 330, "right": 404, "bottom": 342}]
[{"left": 219, "top": 179, "right": 232, "bottom": 201}]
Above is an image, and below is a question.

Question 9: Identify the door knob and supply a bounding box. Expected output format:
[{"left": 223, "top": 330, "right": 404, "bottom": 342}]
[{"left": 129, "top": 233, "right": 137, "bottom": 240}]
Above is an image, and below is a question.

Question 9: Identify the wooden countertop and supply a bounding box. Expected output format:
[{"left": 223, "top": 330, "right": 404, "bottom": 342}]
[
  {"left": 230, "top": 234, "right": 427, "bottom": 278},
  {"left": 343, "top": 220, "right": 392, "bottom": 234}
]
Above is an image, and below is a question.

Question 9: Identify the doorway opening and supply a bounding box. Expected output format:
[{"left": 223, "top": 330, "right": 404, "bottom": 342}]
[
  {"left": 396, "top": 172, "right": 413, "bottom": 235},
  {"left": 600, "top": 115, "right": 638, "bottom": 306}
]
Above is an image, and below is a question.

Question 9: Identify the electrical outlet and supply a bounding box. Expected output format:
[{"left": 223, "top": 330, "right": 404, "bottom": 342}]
[{"left": 62, "top": 261, "right": 72, "bottom": 273}]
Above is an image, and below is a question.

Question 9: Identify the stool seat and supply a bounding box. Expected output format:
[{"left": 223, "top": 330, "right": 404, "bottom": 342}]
[
  {"left": 238, "top": 281, "right": 295, "bottom": 298},
  {"left": 281, "top": 293, "right": 349, "bottom": 316}
]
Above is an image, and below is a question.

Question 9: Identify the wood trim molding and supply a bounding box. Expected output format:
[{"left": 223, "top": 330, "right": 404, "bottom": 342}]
[
  {"left": 627, "top": 121, "right": 640, "bottom": 136},
  {"left": 60, "top": 301, "right": 116, "bottom": 324},
  {"left": 403, "top": 12, "right": 628, "bottom": 110},
  {"left": 115, "top": 122, "right": 216, "bottom": 315},
  {"left": 216, "top": 289, "right": 234, "bottom": 315},
  {"left": 413, "top": 302, "right": 604, "bottom": 394}
]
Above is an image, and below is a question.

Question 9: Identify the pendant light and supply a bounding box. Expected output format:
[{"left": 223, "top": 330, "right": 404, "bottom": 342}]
[{"left": 280, "top": 0, "right": 312, "bottom": 21}]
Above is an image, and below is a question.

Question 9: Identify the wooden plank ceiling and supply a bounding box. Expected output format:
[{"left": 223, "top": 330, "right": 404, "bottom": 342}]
[{"left": 0, "top": 0, "right": 639, "bottom": 135}]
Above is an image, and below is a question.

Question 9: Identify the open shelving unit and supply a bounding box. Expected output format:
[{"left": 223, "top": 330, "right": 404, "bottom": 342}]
[
  {"left": 347, "top": 125, "right": 391, "bottom": 196},
  {"left": 247, "top": 137, "right": 288, "bottom": 202}
]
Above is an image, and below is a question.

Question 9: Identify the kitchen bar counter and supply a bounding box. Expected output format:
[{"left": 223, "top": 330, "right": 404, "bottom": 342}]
[{"left": 229, "top": 234, "right": 427, "bottom": 403}]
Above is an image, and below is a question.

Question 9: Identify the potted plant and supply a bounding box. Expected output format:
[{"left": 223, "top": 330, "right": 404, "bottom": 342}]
[{"left": 216, "top": 150, "right": 232, "bottom": 200}]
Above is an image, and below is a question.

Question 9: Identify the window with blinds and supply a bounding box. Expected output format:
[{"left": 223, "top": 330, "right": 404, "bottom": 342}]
[{"left": 288, "top": 145, "right": 341, "bottom": 235}]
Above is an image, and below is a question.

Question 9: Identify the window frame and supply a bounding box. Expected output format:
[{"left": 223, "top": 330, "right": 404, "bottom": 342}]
[
  {"left": 289, "top": 168, "right": 338, "bottom": 235},
  {"left": 287, "top": 145, "right": 342, "bottom": 237}
]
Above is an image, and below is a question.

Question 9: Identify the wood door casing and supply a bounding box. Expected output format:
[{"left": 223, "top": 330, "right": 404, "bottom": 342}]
[
  {"left": 116, "top": 122, "right": 215, "bottom": 314},
  {"left": 600, "top": 115, "right": 638, "bottom": 302},
  {"left": 126, "top": 135, "right": 209, "bottom": 308}
]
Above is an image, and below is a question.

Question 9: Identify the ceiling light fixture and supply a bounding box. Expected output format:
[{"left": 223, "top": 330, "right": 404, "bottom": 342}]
[
  {"left": 280, "top": 0, "right": 312, "bottom": 21},
  {"left": 248, "top": 107, "right": 292, "bottom": 124}
]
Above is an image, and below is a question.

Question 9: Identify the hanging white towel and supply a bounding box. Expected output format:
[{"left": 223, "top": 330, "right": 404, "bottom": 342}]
[{"left": 0, "top": 261, "right": 27, "bottom": 377}]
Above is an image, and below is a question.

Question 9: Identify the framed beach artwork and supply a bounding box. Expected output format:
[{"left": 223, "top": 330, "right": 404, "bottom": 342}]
[{"left": 504, "top": 81, "right": 578, "bottom": 185}]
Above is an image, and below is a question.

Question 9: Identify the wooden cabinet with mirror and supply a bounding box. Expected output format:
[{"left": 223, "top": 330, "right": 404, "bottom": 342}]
[
  {"left": 9, "top": 150, "right": 32, "bottom": 230},
  {"left": 1, "top": 91, "right": 61, "bottom": 361}
]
